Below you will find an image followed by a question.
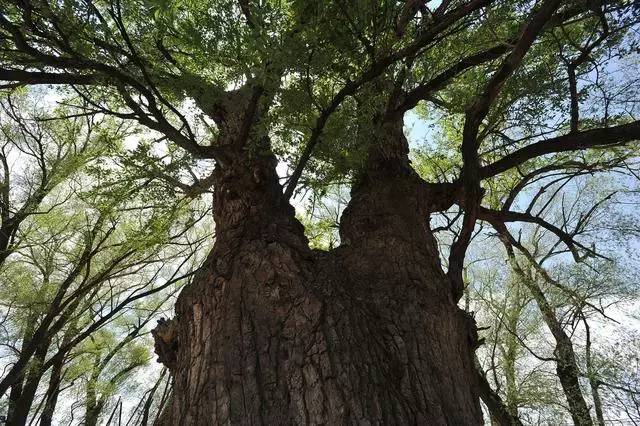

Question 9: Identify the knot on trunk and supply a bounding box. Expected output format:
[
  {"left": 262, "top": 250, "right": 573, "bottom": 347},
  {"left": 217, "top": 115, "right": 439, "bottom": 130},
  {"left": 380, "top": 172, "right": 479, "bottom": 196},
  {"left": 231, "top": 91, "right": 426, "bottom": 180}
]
[{"left": 152, "top": 317, "right": 179, "bottom": 371}]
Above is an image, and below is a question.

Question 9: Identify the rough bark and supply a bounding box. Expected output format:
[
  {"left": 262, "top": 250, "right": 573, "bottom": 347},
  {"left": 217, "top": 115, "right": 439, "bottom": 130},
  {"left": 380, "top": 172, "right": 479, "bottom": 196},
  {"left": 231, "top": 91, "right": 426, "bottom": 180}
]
[{"left": 153, "top": 114, "right": 481, "bottom": 424}]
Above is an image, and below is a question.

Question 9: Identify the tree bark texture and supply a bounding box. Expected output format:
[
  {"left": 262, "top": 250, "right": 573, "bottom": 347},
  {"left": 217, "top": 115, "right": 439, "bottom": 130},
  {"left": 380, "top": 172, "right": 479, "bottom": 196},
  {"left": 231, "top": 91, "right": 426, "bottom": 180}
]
[{"left": 154, "top": 118, "right": 482, "bottom": 425}]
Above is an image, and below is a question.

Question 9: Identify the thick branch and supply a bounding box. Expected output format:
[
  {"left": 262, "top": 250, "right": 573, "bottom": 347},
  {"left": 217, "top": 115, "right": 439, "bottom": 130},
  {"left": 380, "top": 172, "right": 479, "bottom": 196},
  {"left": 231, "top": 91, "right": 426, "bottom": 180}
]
[
  {"left": 399, "top": 0, "right": 613, "bottom": 116},
  {"left": 480, "top": 121, "right": 640, "bottom": 178},
  {"left": 463, "top": 0, "right": 562, "bottom": 145},
  {"left": 448, "top": 0, "right": 562, "bottom": 298},
  {"left": 0, "top": 68, "right": 102, "bottom": 86}
]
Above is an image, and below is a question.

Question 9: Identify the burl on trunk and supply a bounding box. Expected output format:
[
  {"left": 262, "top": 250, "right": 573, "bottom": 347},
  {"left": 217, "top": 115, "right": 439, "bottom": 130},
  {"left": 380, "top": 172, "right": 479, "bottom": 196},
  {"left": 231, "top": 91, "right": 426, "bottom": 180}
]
[{"left": 153, "top": 112, "right": 482, "bottom": 424}]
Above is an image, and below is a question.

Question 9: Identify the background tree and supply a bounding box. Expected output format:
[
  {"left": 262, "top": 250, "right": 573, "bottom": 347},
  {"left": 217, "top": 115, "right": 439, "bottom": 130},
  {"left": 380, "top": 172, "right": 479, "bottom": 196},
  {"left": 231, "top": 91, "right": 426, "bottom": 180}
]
[{"left": 0, "top": 91, "right": 211, "bottom": 424}]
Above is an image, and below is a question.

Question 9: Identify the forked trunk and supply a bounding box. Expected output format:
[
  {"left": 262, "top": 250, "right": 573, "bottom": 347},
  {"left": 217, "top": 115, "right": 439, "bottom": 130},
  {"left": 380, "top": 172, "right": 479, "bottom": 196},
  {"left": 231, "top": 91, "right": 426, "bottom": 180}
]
[{"left": 154, "top": 118, "right": 482, "bottom": 424}]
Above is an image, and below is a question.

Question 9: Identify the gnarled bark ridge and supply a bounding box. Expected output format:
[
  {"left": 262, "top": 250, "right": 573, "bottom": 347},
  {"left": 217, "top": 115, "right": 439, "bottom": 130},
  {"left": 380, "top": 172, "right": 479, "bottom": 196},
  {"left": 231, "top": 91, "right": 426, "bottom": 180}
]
[{"left": 155, "top": 115, "right": 482, "bottom": 425}]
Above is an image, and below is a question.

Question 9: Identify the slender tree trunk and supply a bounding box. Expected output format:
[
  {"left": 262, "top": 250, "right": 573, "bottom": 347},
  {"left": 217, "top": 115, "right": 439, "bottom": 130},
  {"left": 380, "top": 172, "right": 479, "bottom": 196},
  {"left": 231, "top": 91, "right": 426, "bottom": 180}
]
[
  {"left": 84, "top": 405, "right": 104, "bottom": 426},
  {"left": 588, "top": 380, "right": 605, "bottom": 426},
  {"left": 84, "top": 355, "right": 104, "bottom": 426},
  {"left": 554, "top": 335, "right": 593, "bottom": 426},
  {"left": 7, "top": 339, "right": 50, "bottom": 425},
  {"left": 141, "top": 370, "right": 167, "bottom": 426},
  {"left": 503, "top": 277, "right": 523, "bottom": 418},
  {"left": 6, "top": 318, "right": 37, "bottom": 425},
  {"left": 38, "top": 354, "right": 64, "bottom": 426},
  {"left": 584, "top": 316, "right": 605, "bottom": 426},
  {"left": 495, "top": 230, "right": 595, "bottom": 426},
  {"left": 475, "top": 360, "right": 523, "bottom": 426},
  {"left": 154, "top": 115, "right": 482, "bottom": 424},
  {"left": 0, "top": 222, "right": 14, "bottom": 265},
  {"left": 6, "top": 378, "right": 24, "bottom": 425},
  {"left": 520, "top": 271, "right": 593, "bottom": 426},
  {"left": 39, "top": 320, "right": 76, "bottom": 426}
]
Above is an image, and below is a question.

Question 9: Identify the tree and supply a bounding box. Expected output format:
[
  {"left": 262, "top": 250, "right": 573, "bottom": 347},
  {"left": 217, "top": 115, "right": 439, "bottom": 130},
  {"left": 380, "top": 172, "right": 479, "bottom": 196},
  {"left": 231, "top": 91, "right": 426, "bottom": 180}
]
[
  {"left": 1, "top": 0, "right": 639, "bottom": 423},
  {"left": 461, "top": 166, "right": 640, "bottom": 425},
  {"left": 0, "top": 92, "right": 104, "bottom": 266},
  {"left": 0, "top": 90, "right": 210, "bottom": 424}
]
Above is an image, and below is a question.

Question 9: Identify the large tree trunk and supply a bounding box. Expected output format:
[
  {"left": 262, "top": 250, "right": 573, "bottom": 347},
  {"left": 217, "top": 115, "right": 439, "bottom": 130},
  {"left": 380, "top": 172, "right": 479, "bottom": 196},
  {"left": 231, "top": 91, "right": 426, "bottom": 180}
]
[{"left": 154, "top": 112, "right": 481, "bottom": 424}]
